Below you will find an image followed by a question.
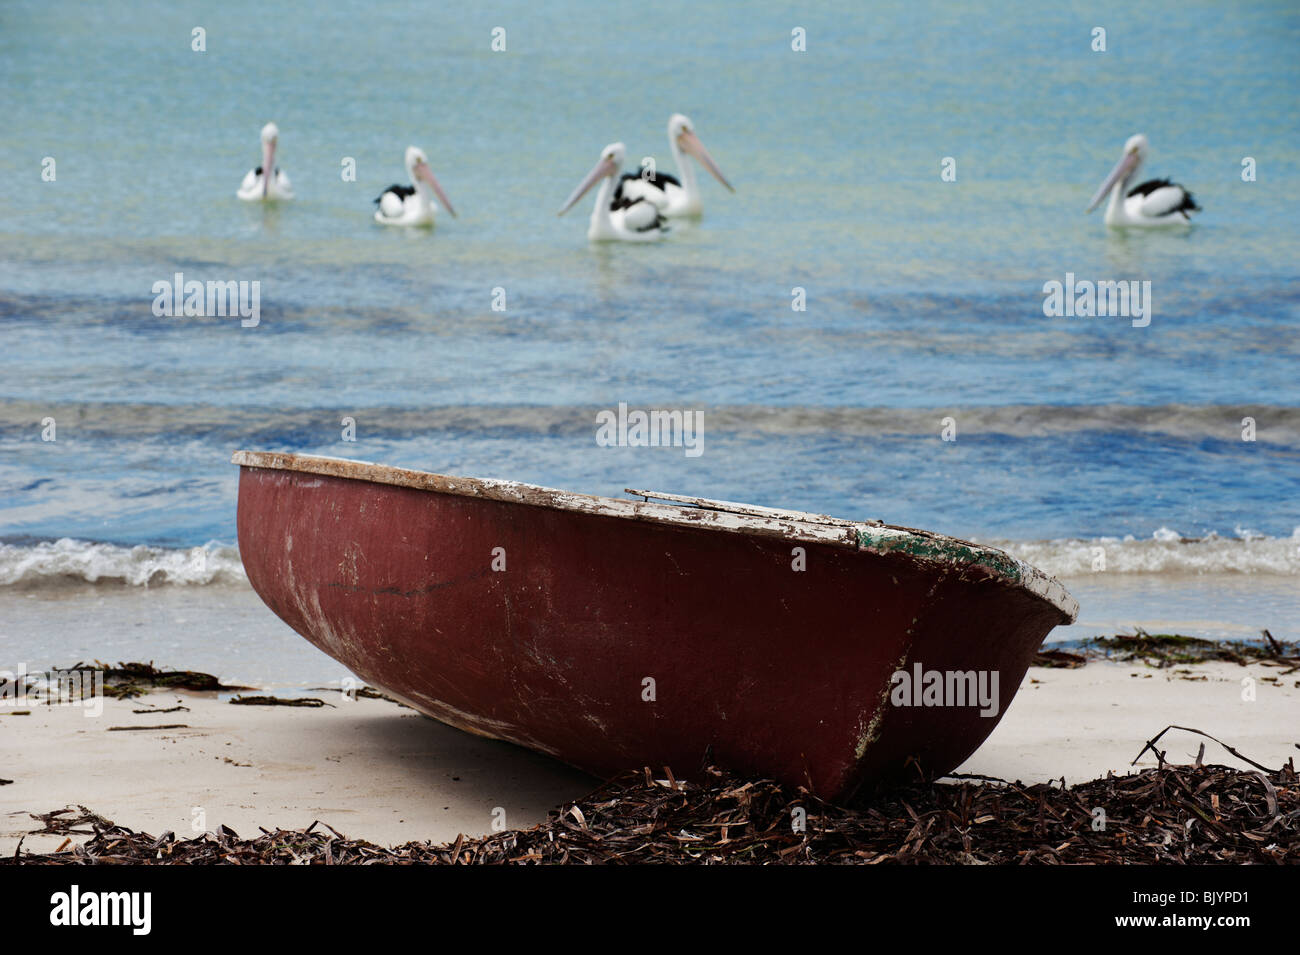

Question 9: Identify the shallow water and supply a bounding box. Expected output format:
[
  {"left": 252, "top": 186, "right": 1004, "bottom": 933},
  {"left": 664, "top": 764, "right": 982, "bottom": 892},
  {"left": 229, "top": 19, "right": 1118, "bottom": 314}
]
[{"left": 2, "top": 1, "right": 1298, "bottom": 674}]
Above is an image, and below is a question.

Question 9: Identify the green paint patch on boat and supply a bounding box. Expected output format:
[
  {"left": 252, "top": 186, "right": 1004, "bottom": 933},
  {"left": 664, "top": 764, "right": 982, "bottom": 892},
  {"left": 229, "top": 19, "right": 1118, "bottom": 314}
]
[{"left": 855, "top": 528, "right": 1024, "bottom": 582}]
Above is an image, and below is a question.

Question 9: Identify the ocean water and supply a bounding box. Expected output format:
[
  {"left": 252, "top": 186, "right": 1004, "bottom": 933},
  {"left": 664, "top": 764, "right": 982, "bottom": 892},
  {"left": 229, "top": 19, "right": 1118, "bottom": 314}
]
[{"left": 2, "top": 0, "right": 1298, "bottom": 682}]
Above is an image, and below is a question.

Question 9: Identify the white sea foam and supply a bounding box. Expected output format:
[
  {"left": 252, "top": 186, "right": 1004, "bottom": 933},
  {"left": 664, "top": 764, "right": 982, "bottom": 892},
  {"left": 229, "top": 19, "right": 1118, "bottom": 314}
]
[
  {"left": 2, "top": 529, "right": 1297, "bottom": 588},
  {"left": 991, "top": 527, "right": 1300, "bottom": 578},
  {"left": 0, "top": 539, "right": 246, "bottom": 587}
]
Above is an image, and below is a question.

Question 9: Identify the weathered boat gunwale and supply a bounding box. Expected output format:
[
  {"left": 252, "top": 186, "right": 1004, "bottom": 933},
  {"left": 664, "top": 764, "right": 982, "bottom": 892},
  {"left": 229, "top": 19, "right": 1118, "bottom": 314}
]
[
  {"left": 624, "top": 487, "right": 867, "bottom": 527},
  {"left": 231, "top": 450, "right": 1078, "bottom": 621}
]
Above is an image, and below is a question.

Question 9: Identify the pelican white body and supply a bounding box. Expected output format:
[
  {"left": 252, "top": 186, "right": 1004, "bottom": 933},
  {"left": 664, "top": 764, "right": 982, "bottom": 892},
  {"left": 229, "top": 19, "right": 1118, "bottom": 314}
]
[
  {"left": 374, "top": 146, "right": 457, "bottom": 227},
  {"left": 237, "top": 122, "right": 293, "bottom": 201},
  {"left": 1087, "top": 134, "right": 1199, "bottom": 228}
]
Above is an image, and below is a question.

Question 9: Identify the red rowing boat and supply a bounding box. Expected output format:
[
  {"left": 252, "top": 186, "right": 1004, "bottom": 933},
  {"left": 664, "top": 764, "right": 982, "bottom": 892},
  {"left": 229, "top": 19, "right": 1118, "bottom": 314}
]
[{"left": 233, "top": 451, "right": 1077, "bottom": 801}]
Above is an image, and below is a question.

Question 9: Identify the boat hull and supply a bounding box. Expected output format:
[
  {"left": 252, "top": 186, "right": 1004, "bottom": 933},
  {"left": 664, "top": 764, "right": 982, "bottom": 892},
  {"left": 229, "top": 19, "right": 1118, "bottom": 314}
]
[{"left": 235, "top": 453, "right": 1075, "bottom": 801}]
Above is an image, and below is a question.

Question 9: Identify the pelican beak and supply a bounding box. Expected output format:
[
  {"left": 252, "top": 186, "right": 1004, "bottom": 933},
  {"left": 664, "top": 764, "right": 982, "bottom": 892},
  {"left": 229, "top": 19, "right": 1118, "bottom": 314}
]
[
  {"left": 677, "top": 128, "right": 734, "bottom": 192},
  {"left": 261, "top": 138, "right": 276, "bottom": 199},
  {"left": 1086, "top": 150, "right": 1139, "bottom": 213},
  {"left": 415, "top": 160, "right": 457, "bottom": 217},
  {"left": 558, "top": 156, "right": 616, "bottom": 215}
]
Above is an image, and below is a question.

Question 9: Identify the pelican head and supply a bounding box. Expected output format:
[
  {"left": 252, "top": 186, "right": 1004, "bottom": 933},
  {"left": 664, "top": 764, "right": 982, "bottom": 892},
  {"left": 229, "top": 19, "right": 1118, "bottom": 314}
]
[
  {"left": 404, "top": 145, "right": 457, "bottom": 217},
  {"left": 404, "top": 145, "right": 427, "bottom": 175},
  {"left": 558, "top": 142, "right": 626, "bottom": 215},
  {"left": 1086, "top": 133, "right": 1148, "bottom": 213},
  {"left": 668, "top": 113, "right": 734, "bottom": 193},
  {"left": 258, "top": 122, "right": 280, "bottom": 198}
]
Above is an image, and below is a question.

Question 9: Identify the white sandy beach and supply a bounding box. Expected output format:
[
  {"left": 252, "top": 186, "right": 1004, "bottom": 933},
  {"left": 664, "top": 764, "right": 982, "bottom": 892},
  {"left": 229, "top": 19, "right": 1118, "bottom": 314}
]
[{"left": 3, "top": 659, "right": 1296, "bottom": 855}]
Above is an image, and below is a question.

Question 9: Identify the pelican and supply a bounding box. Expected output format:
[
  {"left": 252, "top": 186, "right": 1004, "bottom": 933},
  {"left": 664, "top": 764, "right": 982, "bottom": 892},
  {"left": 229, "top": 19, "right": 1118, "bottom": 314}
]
[
  {"left": 1086, "top": 134, "right": 1200, "bottom": 227},
  {"left": 558, "top": 142, "right": 669, "bottom": 242},
  {"left": 237, "top": 123, "right": 293, "bottom": 201},
  {"left": 373, "top": 146, "right": 457, "bottom": 227},
  {"left": 612, "top": 113, "right": 734, "bottom": 218}
]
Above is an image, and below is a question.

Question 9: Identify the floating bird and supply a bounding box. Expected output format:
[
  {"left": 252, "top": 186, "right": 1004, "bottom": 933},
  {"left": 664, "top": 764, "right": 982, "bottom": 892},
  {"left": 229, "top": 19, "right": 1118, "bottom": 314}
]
[
  {"left": 237, "top": 123, "right": 293, "bottom": 201},
  {"left": 374, "top": 146, "right": 457, "bottom": 227},
  {"left": 1086, "top": 134, "right": 1199, "bottom": 227},
  {"left": 612, "top": 114, "right": 734, "bottom": 218},
  {"left": 558, "top": 142, "right": 669, "bottom": 242}
]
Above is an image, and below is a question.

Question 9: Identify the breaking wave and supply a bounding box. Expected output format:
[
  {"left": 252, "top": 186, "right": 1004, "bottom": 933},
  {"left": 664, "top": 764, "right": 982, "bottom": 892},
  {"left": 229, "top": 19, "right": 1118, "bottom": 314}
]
[
  {"left": 0, "top": 539, "right": 246, "bottom": 587},
  {"left": 992, "top": 528, "right": 1300, "bottom": 578},
  {"left": 3, "top": 528, "right": 1297, "bottom": 589}
]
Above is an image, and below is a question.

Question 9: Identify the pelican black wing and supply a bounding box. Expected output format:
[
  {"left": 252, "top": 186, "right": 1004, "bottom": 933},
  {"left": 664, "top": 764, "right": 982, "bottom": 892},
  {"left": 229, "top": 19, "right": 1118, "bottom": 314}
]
[
  {"left": 1127, "top": 177, "right": 1201, "bottom": 213},
  {"left": 374, "top": 184, "right": 417, "bottom": 204},
  {"left": 612, "top": 170, "right": 682, "bottom": 204}
]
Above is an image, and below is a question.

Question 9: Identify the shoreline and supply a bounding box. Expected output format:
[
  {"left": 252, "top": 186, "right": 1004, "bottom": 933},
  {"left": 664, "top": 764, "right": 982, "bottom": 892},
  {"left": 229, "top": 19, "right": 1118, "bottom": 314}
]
[
  {"left": 4, "top": 575, "right": 1299, "bottom": 693},
  {"left": 4, "top": 650, "right": 1297, "bottom": 860}
]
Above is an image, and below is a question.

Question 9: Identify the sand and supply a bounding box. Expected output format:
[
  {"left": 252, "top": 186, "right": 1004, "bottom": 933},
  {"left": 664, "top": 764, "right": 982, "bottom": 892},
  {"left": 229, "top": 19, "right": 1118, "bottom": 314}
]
[
  {"left": 2, "top": 690, "right": 595, "bottom": 855},
  {"left": 957, "top": 660, "right": 1298, "bottom": 782},
  {"left": 3, "top": 659, "right": 1296, "bottom": 854}
]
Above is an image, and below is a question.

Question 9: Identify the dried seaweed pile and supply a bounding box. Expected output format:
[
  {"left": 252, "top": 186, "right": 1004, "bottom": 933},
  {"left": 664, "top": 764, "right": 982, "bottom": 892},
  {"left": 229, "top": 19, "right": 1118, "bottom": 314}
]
[
  {"left": 62, "top": 661, "right": 248, "bottom": 699},
  {"left": 10, "top": 760, "right": 1297, "bottom": 865},
  {"left": 1089, "top": 630, "right": 1299, "bottom": 669},
  {"left": 1034, "top": 630, "right": 1300, "bottom": 671}
]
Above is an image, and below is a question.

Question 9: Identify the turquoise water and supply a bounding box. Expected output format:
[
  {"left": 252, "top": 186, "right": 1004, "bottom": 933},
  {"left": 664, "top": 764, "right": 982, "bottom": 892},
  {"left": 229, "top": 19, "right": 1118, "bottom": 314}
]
[{"left": 2, "top": 2, "right": 1298, "bottom": 606}]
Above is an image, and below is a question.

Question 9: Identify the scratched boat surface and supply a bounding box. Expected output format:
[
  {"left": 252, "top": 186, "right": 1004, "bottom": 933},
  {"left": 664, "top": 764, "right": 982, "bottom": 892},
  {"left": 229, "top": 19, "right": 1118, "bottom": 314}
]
[{"left": 233, "top": 451, "right": 1078, "bottom": 800}]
